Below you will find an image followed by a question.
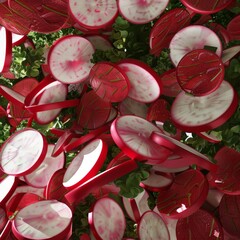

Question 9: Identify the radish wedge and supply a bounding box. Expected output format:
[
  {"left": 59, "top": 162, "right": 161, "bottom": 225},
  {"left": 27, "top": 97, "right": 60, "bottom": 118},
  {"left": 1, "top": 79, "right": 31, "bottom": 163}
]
[
  {"left": 48, "top": 35, "right": 95, "bottom": 84},
  {"left": 0, "top": 128, "right": 48, "bottom": 176},
  {"left": 171, "top": 80, "right": 238, "bottom": 132},
  {"left": 118, "top": 59, "right": 161, "bottom": 103},
  {"left": 12, "top": 200, "right": 72, "bottom": 240},
  {"left": 69, "top": 0, "right": 118, "bottom": 30},
  {"left": 137, "top": 211, "right": 170, "bottom": 240},
  {"left": 176, "top": 209, "right": 224, "bottom": 240},
  {"left": 157, "top": 169, "right": 209, "bottom": 219},
  {"left": 176, "top": 49, "right": 225, "bottom": 96},
  {"left": 110, "top": 115, "right": 171, "bottom": 161},
  {"left": 118, "top": 0, "right": 169, "bottom": 24},
  {"left": 170, "top": 25, "right": 222, "bottom": 67}
]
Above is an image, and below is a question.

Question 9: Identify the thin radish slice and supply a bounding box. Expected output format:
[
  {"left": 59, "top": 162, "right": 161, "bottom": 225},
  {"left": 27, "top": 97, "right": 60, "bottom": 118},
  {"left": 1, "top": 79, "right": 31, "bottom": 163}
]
[
  {"left": 171, "top": 80, "right": 238, "bottom": 132},
  {"left": 169, "top": 25, "right": 222, "bottom": 67},
  {"left": 89, "top": 62, "right": 130, "bottom": 102},
  {"left": 0, "top": 219, "right": 12, "bottom": 240},
  {"left": 48, "top": 35, "right": 95, "bottom": 84},
  {"left": 12, "top": 200, "right": 72, "bottom": 240},
  {"left": 227, "top": 15, "right": 240, "bottom": 40},
  {"left": 157, "top": 169, "right": 209, "bottom": 219},
  {"left": 197, "top": 131, "right": 222, "bottom": 143},
  {"left": 0, "top": 206, "right": 7, "bottom": 232},
  {"left": 222, "top": 45, "right": 240, "bottom": 64},
  {"left": 206, "top": 187, "right": 224, "bottom": 209},
  {"left": 180, "top": 0, "right": 233, "bottom": 14},
  {"left": 137, "top": 211, "right": 170, "bottom": 240},
  {"left": 0, "top": 128, "right": 48, "bottom": 176},
  {"left": 176, "top": 209, "right": 224, "bottom": 240},
  {"left": 110, "top": 115, "right": 172, "bottom": 161},
  {"left": 151, "top": 164, "right": 189, "bottom": 173},
  {"left": 118, "top": 0, "right": 169, "bottom": 24},
  {"left": 118, "top": 59, "right": 161, "bottom": 103},
  {"left": 88, "top": 197, "right": 126, "bottom": 240},
  {"left": 85, "top": 35, "right": 112, "bottom": 51},
  {"left": 69, "top": 0, "right": 118, "bottom": 30},
  {"left": 63, "top": 139, "right": 108, "bottom": 190},
  {"left": 91, "top": 184, "right": 120, "bottom": 199},
  {"left": 149, "top": 8, "right": 191, "bottom": 56},
  {"left": 12, "top": 33, "right": 27, "bottom": 47},
  {"left": 176, "top": 49, "right": 225, "bottom": 96}
]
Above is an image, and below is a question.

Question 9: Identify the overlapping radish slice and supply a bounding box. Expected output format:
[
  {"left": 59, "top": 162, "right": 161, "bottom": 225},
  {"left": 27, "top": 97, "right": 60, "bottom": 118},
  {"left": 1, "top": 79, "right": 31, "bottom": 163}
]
[
  {"left": 12, "top": 32, "right": 27, "bottom": 46},
  {"left": 169, "top": 25, "right": 222, "bottom": 67},
  {"left": 206, "top": 187, "right": 224, "bottom": 209},
  {"left": 222, "top": 45, "right": 240, "bottom": 64},
  {"left": 88, "top": 197, "right": 126, "bottom": 240},
  {"left": 118, "top": 59, "right": 161, "bottom": 103},
  {"left": 176, "top": 49, "right": 225, "bottom": 96},
  {"left": 0, "top": 206, "right": 7, "bottom": 232},
  {"left": 0, "top": 128, "right": 48, "bottom": 176},
  {"left": 118, "top": 0, "right": 169, "bottom": 24},
  {"left": 171, "top": 80, "right": 238, "bottom": 132},
  {"left": 69, "top": 0, "right": 118, "bottom": 30},
  {"left": 110, "top": 115, "right": 171, "bottom": 161},
  {"left": 176, "top": 209, "right": 224, "bottom": 240},
  {"left": 151, "top": 164, "right": 189, "bottom": 173},
  {"left": 85, "top": 35, "right": 112, "bottom": 51},
  {"left": 149, "top": 8, "right": 191, "bottom": 56},
  {"left": 89, "top": 62, "right": 130, "bottom": 102},
  {"left": 157, "top": 169, "right": 209, "bottom": 219},
  {"left": 12, "top": 200, "right": 72, "bottom": 240},
  {"left": 48, "top": 35, "right": 95, "bottom": 84},
  {"left": 137, "top": 211, "right": 170, "bottom": 240},
  {"left": 197, "top": 131, "right": 222, "bottom": 143},
  {"left": 227, "top": 15, "right": 240, "bottom": 40}
]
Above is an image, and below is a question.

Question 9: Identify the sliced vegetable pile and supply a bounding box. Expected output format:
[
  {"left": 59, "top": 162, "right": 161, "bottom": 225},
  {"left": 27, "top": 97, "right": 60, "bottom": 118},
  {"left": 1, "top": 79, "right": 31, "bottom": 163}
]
[{"left": 0, "top": 0, "right": 240, "bottom": 239}]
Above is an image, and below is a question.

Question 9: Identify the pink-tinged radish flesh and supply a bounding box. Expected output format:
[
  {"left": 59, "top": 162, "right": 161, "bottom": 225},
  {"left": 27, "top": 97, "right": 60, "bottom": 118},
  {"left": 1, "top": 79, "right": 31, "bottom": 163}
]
[
  {"left": 118, "top": 0, "right": 169, "bottom": 24},
  {"left": 85, "top": 35, "right": 112, "bottom": 51},
  {"left": 89, "top": 197, "right": 126, "bottom": 240},
  {"left": 170, "top": 25, "right": 222, "bottom": 66},
  {"left": 0, "top": 85, "right": 25, "bottom": 106},
  {"left": 151, "top": 164, "right": 189, "bottom": 173},
  {"left": 48, "top": 35, "right": 95, "bottom": 84},
  {"left": 206, "top": 188, "right": 224, "bottom": 208},
  {"left": 137, "top": 211, "right": 170, "bottom": 240},
  {"left": 12, "top": 32, "right": 27, "bottom": 46},
  {"left": 171, "top": 80, "right": 238, "bottom": 132},
  {"left": 0, "top": 207, "right": 7, "bottom": 232}
]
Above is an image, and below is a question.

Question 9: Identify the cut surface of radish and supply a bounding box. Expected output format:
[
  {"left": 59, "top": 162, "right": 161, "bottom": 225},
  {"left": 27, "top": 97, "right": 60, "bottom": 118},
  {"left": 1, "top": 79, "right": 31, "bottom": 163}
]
[
  {"left": 0, "top": 206, "right": 7, "bottom": 232},
  {"left": 85, "top": 35, "right": 112, "bottom": 51},
  {"left": 48, "top": 35, "right": 95, "bottom": 84},
  {"left": 197, "top": 131, "right": 222, "bottom": 143},
  {"left": 118, "top": 59, "right": 161, "bottom": 103},
  {"left": 118, "top": 0, "right": 169, "bottom": 24},
  {"left": 227, "top": 15, "right": 240, "bottom": 40},
  {"left": 171, "top": 80, "right": 238, "bottom": 132},
  {"left": 170, "top": 25, "right": 222, "bottom": 66},
  {"left": 88, "top": 197, "right": 126, "bottom": 240},
  {"left": 222, "top": 45, "right": 240, "bottom": 64},
  {"left": 0, "top": 128, "right": 47, "bottom": 176},
  {"left": 12, "top": 32, "right": 27, "bottom": 46}
]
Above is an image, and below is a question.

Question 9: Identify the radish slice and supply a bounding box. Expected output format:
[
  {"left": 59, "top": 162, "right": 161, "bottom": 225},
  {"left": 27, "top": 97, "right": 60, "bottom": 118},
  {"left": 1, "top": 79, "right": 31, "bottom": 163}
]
[
  {"left": 110, "top": 115, "right": 172, "bottom": 161},
  {"left": 0, "top": 219, "right": 12, "bottom": 240},
  {"left": 208, "top": 22, "right": 230, "bottom": 46},
  {"left": 176, "top": 209, "right": 224, "bottom": 240},
  {"left": 88, "top": 197, "right": 126, "bottom": 240},
  {"left": 118, "top": 0, "right": 169, "bottom": 24},
  {"left": 206, "top": 187, "right": 224, "bottom": 209},
  {"left": 48, "top": 35, "right": 95, "bottom": 84},
  {"left": 157, "top": 169, "right": 209, "bottom": 219},
  {"left": 12, "top": 33, "right": 27, "bottom": 46},
  {"left": 227, "top": 15, "right": 240, "bottom": 40},
  {"left": 89, "top": 62, "right": 130, "bottom": 102},
  {"left": 137, "top": 211, "right": 170, "bottom": 240},
  {"left": 0, "top": 128, "right": 48, "bottom": 176},
  {"left": 176, "top": 49, "right": 225, "bottom": 96},
  {"left": 12, "top": 200, "right": 72, "bottom": 240},
  {"left": 118, "top": 59, "right": 161, "bottom": 103},
  {"left": 63, "top": 139, "right": 108, "bottom": 190},
  {"left": 197, "top": 131, "right": 222, "bottom": 143},
  {"left": 151, "top": 164, "right": 189, "bottom": 173},
  {"left": 85, "top": 35, "right": 112, "bottom": 51},
  {"left": 170, "top": 25, "right": 222, "bottom": 67},
  {"left": 69, "top": 0, "right": 118, "bottom": 30},
  {"left": 0, "top": 206, "right": 7, "bottom": 232},
  {"left": 222, "top": 45, "right": 240, "bottom": 64},
  {"left": 171, "top": 80, "right": 238, "bottom": 132}
]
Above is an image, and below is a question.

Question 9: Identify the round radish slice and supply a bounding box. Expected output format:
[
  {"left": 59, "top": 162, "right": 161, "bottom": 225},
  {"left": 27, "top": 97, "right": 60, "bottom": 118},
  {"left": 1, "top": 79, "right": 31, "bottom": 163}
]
[
  {"left": 12, "top": 200, "right": 72, "bottom": 240},
  {"left": 137, "top": 211, "right": 170, "bottom": 240},
  {"left": 222, "top": 45, "right": 240, "bottom": 64},
  {"left": 227, "top": 15, "right": 240, "bottom": 40},
  {"left": 0, "top": 206, "right": 7, "bottom": 232},
  {"left": 197, "top": 131, "right": 222, "bottom": 143},
  {"left": 48, "top": 35, "right": 95, "bottom": 84},
  {"left": 110, "top": 115, "right": 171, "bottom": 161},
  {"left": 0, "top": 128, "right": 48, "bottom": 176},
  {"left": 12, "top": 32, "right": 27, "bottom": 47},
  {"left": 88, "top": 197, "right": 126, "bottom": 240},
  {"left": 171, "top": 80, "right": 238, "bottom": 132},
  {"left": 118, "top": 0, "right": 169, "bottom": 24},
  {"left": 170, "top": 25, "right": 222, "bottom": 67},
  {"left": 176, "top": 209, "right": 224, "bottom": 240},
  {"left": 85, "top": 35, "right": 112, "bottom": 51},
  {"left": 176, "top": 49, "right": 225, "bottom": 96},
  {"left": 69, "top": 0, "right": 118, "bottom": 30},
  {"left": 24, "top": 144, "right": 65, "bottom": 188},
  {"left": 89, "top": 62, "right": 130, "bottom": 102},
  {"left": 157, "top": 169, "right": 209, "bottom": 219},
  {"left": 63, "top": 139, "right": 108, "bottom": 190}
]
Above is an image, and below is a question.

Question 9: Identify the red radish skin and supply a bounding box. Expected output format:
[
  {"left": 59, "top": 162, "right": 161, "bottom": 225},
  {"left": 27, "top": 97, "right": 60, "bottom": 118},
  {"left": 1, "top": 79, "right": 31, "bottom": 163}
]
[
  {"left": 197, "top": 131, "right": 222, "bottom": 143},
  {"left": 227, "top": 15, "right": 240, "bottom": 40}
]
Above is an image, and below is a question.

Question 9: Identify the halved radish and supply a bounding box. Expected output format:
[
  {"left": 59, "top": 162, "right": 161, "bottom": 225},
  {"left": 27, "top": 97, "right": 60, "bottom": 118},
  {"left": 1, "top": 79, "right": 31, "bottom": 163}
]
[
  {"left": 88, "top": 197, "right": 126, "bottom": 240},
  {"left": 118, "top": 0, "right": 169, "bottom": 24},
  {"left": 69, "top": 0, "right": 118, "bottom": 30},
  {"left": 48, "top": 35, "right": 95, "bottom": 84},
  {"left": 169, "top": 25, "right": 222, "bottom": 67},
  {"left": 171, "top": 80, "right": 238, "bottom": 132},
  {"left": 222, "top": 45, "right": 240, "bottom": 64},
  {"left": 118, "top": 59, "right": 161, "bottom": 103},
  {"left": 85, "top": 35, "right": 112, "bottom": 51},
  {"left": 227, "top": 15, "right": 240, "bottom": 40}
]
